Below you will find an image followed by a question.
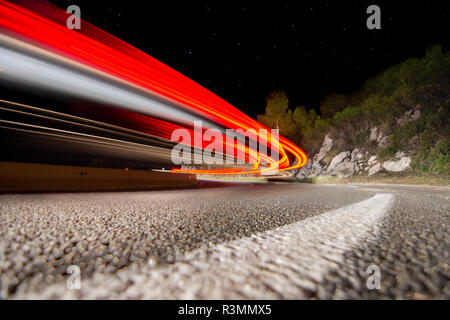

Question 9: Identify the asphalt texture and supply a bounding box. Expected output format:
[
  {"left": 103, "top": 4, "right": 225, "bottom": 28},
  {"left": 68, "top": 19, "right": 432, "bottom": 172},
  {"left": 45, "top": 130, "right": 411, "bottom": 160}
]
[{"left": 0, "top": 181, "right": 448, "bottom": 299}]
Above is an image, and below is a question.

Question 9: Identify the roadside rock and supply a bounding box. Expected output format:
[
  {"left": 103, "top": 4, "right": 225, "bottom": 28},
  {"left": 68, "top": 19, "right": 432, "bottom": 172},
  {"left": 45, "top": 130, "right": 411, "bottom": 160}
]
[
  {"left": 296, "top": 134, "right": 333, "bottom": 179},
  {"left": 351, "top": 148, "right": 360, "bottom": 161},
  {"left": 368, "top": 163, "right": 383, "bottom": 176},
  {"left": 379, "top": 135, "right": 391, "bottom": 148},
  {"left": 355, "top": 152, "right": 365, "bottom": 161},
  {"left": 314, "top": 134, "right": 333, "bottom": 163},
  {"left": 327, "top": 151, "right": 350, "bottom": 172},
  {"left": 295, "top": 127, "right": 411, "bottom": 180},
  {"left": 369, "top": 127, "right": 379, "bottom": 142},
  {"left": 382, "top": 157, "right": 411, "bottom": 172},
  {"left": 368, "top": 156, "right": 377, "bottom": 166},
  {"left": 326, "top": 151, "right": 358, "bottom": 178},
  {"left": 296, "top": 160, "right": 312, "bottom": 179},
  {"left": 370, "top": 126, "right": 387, "bottom": 144},
  {"left": 397, "top": 108, "right": 421, "bottom": 126},
  {"left": 335, "top": 159, "right": 358, "bottom": 178}
]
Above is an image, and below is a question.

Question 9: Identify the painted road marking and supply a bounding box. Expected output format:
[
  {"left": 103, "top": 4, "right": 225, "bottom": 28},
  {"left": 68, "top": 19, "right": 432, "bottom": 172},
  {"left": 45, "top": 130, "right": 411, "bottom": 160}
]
[{"left": 16, "top": 194, "right": 395, "bottom": 299}]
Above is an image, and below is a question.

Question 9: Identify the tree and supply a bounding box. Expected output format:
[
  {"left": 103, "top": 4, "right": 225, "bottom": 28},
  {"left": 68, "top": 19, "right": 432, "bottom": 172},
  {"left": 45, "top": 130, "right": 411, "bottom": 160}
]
[
  {"left": 257, "top": 90, "right": 298, "bottom": 139},
  {"left": 265, "top": 90, "right": 289, "bottom": 116},
  {"left": 292, "top": 106, "right": 317, "bottom": 131}
]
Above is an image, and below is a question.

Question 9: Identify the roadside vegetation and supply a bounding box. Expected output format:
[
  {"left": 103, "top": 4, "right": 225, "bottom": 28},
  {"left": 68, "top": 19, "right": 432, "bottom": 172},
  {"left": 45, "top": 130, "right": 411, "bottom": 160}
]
[{"left": 257, "top": 45, "right": 449, "bottom": 177}]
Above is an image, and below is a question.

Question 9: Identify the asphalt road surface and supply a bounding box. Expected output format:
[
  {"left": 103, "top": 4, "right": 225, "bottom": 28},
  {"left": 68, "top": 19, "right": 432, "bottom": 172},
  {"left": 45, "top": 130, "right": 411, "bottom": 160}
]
[{"left": 0, "top": 182, "right": 448, "bottom": 299}]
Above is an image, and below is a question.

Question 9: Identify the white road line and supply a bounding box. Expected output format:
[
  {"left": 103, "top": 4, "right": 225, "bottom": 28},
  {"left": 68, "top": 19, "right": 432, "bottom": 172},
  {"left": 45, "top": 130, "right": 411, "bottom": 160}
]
[{"left": 16, "top": 194, "right": 395, "bottom": 299}]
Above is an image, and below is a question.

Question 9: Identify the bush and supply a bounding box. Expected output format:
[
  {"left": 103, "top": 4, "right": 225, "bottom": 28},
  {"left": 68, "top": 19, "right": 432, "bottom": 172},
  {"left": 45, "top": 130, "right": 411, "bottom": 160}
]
[
  {"left": 320, "top": 93, "right": 348, "bottom": 118},
  {"left": 413, "top": 140, "right": 449, "bottom": 174}
]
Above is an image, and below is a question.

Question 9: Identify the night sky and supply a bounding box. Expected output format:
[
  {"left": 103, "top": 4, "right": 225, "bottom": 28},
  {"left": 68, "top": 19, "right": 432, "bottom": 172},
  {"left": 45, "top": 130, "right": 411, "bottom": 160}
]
[{"left": 51, "top": 0, "right": 449, "bottom": 118}]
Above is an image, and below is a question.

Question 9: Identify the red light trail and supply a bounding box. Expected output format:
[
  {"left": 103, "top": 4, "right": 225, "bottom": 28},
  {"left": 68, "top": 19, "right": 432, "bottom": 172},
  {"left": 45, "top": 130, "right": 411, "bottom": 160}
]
[{"left": 0, "top": 0, "right": 308, "bottom": 175}]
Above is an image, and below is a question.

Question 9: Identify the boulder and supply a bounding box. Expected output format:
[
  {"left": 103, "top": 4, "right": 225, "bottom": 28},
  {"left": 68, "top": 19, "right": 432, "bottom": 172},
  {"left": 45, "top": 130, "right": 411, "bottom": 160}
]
[
  {"left": 356, "top": 153, "right": 365, "bottom": 161},
  {"left": 368, "top": 163, "right": 383, "bottom": 176},
  {"left": 297, "top": 134, "right": 333, "bottom": 179},
  {"left": 334, "top": 159, "right": 358, "bottom": 177},
  {"left": 326, "top": 151, "right": 358, "bottom": 177},
  {"left": 411, "top": 109, "right": 421, "bottom": 121},
  {"left": 369, "top": 127, "right": 379, "bottom": 142},
  {"left": 397, "top": 108, "right": 421, "bottom": 126},
  {"left": 313, "top": 134, "right": 333, "bottom": 163},
  {"left": 370, "top": 126, "right": 387, "bottom": 143},
  {"left": 368, "top": 155, "right": 377, "bottom": 166},
  {"left": 351, "top": 148, "right": 360, "bottom": 161},
  {"left": 382, "top": 157, "right": 411, "bottom": 172},
  {"left": 296, "top": 159, "right": 312, "bottom": 179},
  {"left": 379, "top": 135, "right": 391, "bottom": 148},
  {"left": 327, "top": 151, "right": 350, "bottom": 172}
]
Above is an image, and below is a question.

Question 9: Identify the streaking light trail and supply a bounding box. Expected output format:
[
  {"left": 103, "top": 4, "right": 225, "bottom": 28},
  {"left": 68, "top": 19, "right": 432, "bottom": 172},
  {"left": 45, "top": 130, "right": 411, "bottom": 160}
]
[{"left": 0, "top": 0, "right": 307, "bottom": 175}]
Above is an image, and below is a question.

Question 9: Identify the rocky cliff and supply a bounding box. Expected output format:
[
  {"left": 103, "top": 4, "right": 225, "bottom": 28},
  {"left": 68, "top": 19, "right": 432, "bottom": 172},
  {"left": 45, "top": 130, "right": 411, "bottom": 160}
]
[
  {"left": 296, "top": 108, "right": 421, "bottom": 180},
  {"left": 256, "top": 45, "right": 449, "bottom": 182}
]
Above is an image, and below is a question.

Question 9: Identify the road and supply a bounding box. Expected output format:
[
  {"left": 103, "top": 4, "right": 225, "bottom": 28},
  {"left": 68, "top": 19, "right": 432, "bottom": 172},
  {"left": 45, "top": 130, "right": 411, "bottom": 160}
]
[{"left": 0, "top": 182, "right": 448, "bottom": 299}]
